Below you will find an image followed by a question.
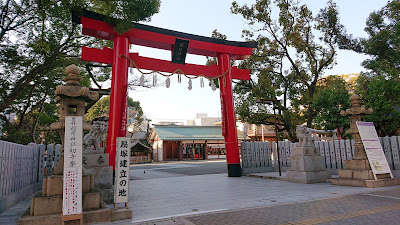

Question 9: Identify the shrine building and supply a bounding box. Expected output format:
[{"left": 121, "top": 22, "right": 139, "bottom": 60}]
[{"left": 149, "top": 125, "right": 249, "bottom": 162}]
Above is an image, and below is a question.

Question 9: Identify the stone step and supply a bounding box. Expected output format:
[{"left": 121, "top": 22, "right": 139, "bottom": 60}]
[
  {"left": 42, "top": 174, "right": 94, "bottom": 196},
  {"left": 344, "top": 159, "right": 371, "bottom": 170},
  {"left": 338, "top": 169, "right": 374, "bottom": 180},
  {"left": 332, "top": 177, "right": 400, "bottom": 188},
  {"left": 30, "top": 189, "right": 103, "bottom": 216},
  {"left": 18, "top": 201, "right": 111, "bottom": 225},
  {"left": 331, "top": 177, "right": 366, "bottom": 187},
  {"left": 365, "top": 178, "right": 400, "bottom": 188},
  {"left": 111, "top": 208, "right": 133, "bottom": 221},
  {"left": 286, "top": 170, "right": 330, "bottom": 184}
]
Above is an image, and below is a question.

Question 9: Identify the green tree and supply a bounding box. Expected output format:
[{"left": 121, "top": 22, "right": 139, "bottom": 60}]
[
  {"left": 334, "top": 0, "right": 400, "bottom": 78},
  {"left": 361, "top": 0, "right": 400, "bottom": 77},
  {"left": 311, "top": 76, "right": 351, "bottom": 137},
  {"left": 331, "top": 0, "right": 400, "bottom": 136},
  {"left": 231, "top": 0, "right": 341, "bottom": 140},
  {"left": 127, "top": 98, "right": 144, "bottom": 132},
  {"left": 0, "top": 0, "right": 160, "bottom": 143},
  {"left": 85, "top": 96, "right": 145, "bottom": 132},
  {"left": 85, "top": 96, "right": 111, "bottom": 122},
  {"left": 0, "top": 100, "right": 61, "bottom": 145},
  {"left": 355, "top": 73, "right": 400, "bottom": 136}
]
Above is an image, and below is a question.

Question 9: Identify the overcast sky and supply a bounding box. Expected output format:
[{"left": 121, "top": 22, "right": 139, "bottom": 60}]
[{"left": 126, "top": 0, "right": 388, "bottom": 124}]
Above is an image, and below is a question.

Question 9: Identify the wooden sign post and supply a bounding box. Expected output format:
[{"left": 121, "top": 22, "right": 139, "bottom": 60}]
[
  {"left": 114, "top": 137, "right": 131, "bottom": 208},
  {"left": 62, "top": 116, "right": 83, "bottom": 224},
  {"left": 357, "top": 121, "right": 393, "bottom": 179}
]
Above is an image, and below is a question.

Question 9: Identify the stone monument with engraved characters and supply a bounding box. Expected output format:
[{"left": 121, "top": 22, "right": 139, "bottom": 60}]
[{"left": 18, "top": 65, "right": 114, "bottom": 225}]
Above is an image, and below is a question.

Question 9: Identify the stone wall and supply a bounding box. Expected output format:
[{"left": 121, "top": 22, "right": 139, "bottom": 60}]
[
  {"left": 0, "top": 141, "right": 45, "bottom": 213},
  {"left": 241, "top": 136, "right": 400, "bottom": 175}
]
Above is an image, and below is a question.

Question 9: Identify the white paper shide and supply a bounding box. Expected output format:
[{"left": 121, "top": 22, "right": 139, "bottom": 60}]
[
  {"left": 115, "top": 137, "right": 131, "bottom": 204},
  {"left": 63, "top": 116, "right": 83, "bottom": 215}
]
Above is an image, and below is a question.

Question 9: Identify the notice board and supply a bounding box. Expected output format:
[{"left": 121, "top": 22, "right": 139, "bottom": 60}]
[{"left": 356, "top": 121, "right": 393, "bottom": 179}]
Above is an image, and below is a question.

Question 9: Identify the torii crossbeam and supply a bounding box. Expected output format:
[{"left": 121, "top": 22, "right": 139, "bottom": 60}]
[{"left": 73, "top": 9, "right": 257, "bottom": 177}]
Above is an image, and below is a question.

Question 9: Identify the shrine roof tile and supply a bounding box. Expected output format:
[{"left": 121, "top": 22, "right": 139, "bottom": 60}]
[{"left": 152, "top": 125, "right": 247, "bottom": 141}]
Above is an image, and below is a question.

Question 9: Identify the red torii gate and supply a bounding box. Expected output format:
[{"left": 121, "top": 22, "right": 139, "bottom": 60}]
[{"left": 73, "top": 9, "right": 257, "bottom": 177}]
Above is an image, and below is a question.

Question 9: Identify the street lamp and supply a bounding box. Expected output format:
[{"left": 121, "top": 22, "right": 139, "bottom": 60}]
[{"left": 255, "top": 98, "right": 281, "bottom": 176}]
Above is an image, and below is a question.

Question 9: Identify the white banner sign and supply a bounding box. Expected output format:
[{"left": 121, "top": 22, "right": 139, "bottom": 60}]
[
  {"left": 114, "top": 137, "right": 131, "bottom": 204},
  {"left": 63, "top": 116, "right": 83, "bottom": 215},
  {"left": 356, "top": 121, "right": 393, "bottom": 179}
]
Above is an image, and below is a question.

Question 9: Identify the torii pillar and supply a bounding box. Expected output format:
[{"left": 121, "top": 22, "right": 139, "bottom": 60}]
[
  {"left": 107, "top": 36, "right": 130, "bottom": 171},
  {"left": 73, "top": 9, "right": 257, "bottom": 177},
  {"left": 218, "top": 53, "right": 241, "bottom": 175}
]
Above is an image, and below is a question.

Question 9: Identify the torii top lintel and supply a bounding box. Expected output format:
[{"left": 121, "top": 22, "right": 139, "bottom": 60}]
[{"left": 73, "top": 9, "right": 257, "bottom": 60}]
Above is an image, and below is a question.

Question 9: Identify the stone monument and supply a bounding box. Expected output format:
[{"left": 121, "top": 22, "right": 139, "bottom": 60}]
[
  {"left": 332, "top": 94, "right": 400, "bottom": 187},
  {"left": 18, "top": 65, "right": 117, "bottom": 224},
  {"left": 286, "top": 125, "right": 331, "bottom": 183},
  {"left": 83, "top": 118, "right": 114, "bottom": 204}
]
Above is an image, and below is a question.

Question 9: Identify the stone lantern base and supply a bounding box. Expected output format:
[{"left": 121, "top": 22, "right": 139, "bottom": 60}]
[
  {"left": 17, "top": 171, "right": 112, "bottom": 225},
  {"left": 332, "top": 159, "right": 400, "bottom": 188},
  {"left": 18, "top": 202, "right": 111, "bottom": 225}
]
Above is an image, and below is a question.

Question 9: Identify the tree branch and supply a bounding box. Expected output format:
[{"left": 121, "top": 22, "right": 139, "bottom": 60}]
[{"left": 85, "top": 64, "right": 102, "bottom": 89}]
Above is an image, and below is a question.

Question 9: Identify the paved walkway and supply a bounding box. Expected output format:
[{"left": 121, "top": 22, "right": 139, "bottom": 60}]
[
  {"left": 109, "top": 173, "right": 400, "bottom": 225},
  {"left": 141, "top": 188, "right": 400, "bottom": 225},
  {"left": 2, "top": 167, "right": 400, "bottom": 224},
  {"left": 0, "top": 193, "right": 32, "bottom": 225}
]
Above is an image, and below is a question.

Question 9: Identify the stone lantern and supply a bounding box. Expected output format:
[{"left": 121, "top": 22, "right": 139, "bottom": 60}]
[
  {"left": 340, "top": 94, "right": 373, "bottom": 160},
  {"left": 50, "top": 64, "right": 98, "bottom": 151},
  {"left": 18, "top": 65, "right": 117, "bottom": 224},
  {"left": 49, "top": 64, "right": 98, "bottom": 175},
  {"left": 332, "top": 94, "right": 400, "bottom": 187}
]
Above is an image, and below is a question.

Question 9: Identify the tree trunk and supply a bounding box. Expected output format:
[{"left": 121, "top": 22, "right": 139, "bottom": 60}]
[
  {"left": 30, "top": 97, "right": 46, "bottom": 143},
  {"left": 18, "top": 84, "right": 36, "bottom": 128},
  {"left": 306, "top": 83, "right": 316, "bottom": 128},
  {"left": 306, "top": 107, "right": 313, "bottom": 128}
]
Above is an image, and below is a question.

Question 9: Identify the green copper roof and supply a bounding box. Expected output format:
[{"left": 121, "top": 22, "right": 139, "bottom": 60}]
[{"left": 152, "top": 125, "right": 247, "bottom": 141}]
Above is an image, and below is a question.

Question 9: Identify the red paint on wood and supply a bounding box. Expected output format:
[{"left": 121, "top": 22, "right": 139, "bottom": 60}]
[
  {"left": 106, "top": 36, "right": 129, "bottom": 169},
  {"left": 218, "top": 53, "right": 240, "bottom": 164},
  {"left": 81, "top": 17, "right": 253, "bottom": 60},
  {"left": 81, "top": 47, "right": 250, "bottom": 80}
]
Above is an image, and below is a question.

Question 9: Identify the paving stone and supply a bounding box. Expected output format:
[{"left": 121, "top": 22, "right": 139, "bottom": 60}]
[
  {"left": 184, "top": 192, "right": 400, "bottom": 225},
  {"left": 2, "top": 161, "right": 400, "bottom": 225}
]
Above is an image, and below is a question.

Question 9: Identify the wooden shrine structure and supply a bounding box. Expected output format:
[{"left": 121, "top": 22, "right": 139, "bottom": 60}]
[{"left": 73, "top": 9, "right": 257, "bottom": 176}]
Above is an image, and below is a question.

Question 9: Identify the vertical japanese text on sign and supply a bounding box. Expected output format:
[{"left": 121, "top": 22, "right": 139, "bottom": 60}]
[
  {"left": 63, "top": 116, "right": 83, "bottom": 215},
  {"left": 114, "top": 137, "right": 131, "bottom": 204}
]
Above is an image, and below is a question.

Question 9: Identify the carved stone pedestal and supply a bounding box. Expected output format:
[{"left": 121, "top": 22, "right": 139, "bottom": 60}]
[
  {"left": 332, "top": 159, "right": 400, "bottom": 187},
  {"left": 19, "top": 201, "right": 111, "bottom": 225},
  {"left": 83, "top": 153, "right": 114, "bottom": 204},
  {"left": 18, "top": 153, "right": 111, "bottom": 225},
  {"left": 286, "top": 145, "right": 331, "bottom": 184}
]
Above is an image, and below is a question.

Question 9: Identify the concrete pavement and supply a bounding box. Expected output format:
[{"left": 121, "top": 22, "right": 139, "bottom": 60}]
[
  {"left": 142, "top": 188, "right": 400, "bottom": 225},
  {"left": 1, "top": 160, "right": 400, "bottom": 224},
  {"left": 112, "top": 173, "right": 400, "bottom": 225}
]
